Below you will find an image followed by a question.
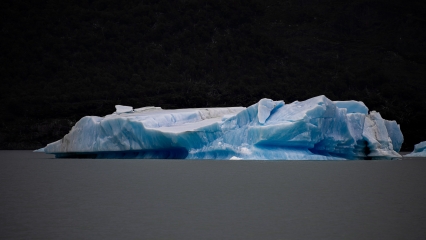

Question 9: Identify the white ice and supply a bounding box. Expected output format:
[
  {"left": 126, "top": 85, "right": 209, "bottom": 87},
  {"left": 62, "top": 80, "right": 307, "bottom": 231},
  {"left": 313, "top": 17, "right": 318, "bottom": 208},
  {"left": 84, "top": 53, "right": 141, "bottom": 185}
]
[{"left": 115, "top": 105, "right": 133, "bottom": 114}]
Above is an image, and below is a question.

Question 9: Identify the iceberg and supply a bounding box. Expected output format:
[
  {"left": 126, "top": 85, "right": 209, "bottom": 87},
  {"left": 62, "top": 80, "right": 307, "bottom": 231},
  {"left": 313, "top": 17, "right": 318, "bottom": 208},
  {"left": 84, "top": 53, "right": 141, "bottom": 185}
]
[
  {"left": 37, "top": 95, "right": 403, "bottom": 160},
  {"left": 405, "top": 141, "right": 426, "bottom": 157}
]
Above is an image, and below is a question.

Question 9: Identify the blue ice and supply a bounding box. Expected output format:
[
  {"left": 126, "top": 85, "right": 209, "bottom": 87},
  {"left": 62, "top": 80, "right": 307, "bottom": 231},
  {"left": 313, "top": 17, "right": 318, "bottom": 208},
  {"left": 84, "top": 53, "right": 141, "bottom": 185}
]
[{"left": 405, "top": 141, "right": 426, "bottom": 157}]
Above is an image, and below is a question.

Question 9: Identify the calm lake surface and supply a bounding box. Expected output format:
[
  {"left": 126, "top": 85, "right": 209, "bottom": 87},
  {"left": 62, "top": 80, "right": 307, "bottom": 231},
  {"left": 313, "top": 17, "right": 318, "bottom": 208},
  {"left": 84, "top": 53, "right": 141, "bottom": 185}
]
[{"left": 1, "top": 150, "right": 426, "bottom": 240}]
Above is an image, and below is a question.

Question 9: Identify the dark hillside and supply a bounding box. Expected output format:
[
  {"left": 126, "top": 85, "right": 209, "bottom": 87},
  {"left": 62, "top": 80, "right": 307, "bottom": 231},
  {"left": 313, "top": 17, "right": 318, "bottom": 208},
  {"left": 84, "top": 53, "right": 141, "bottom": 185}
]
[{"left": 1, "top": 0, "right": 425, "bottom": 150}]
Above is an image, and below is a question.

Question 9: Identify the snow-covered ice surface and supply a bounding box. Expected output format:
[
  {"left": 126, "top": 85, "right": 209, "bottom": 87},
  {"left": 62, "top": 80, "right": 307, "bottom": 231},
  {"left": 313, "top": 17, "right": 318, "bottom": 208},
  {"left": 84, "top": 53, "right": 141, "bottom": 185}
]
[
  {"left": 37, "top": 95, "right": 404, "bottom": 160},
  {"left": 405, "top": 141, "right": 426, "bottom": 157}
]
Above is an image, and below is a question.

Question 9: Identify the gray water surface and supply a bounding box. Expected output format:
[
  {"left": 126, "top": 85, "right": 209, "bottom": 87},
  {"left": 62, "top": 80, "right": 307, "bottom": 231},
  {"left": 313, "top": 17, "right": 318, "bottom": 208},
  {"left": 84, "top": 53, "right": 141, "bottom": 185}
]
[{"left": 1, "top": 151, "right": 426, "bottom": 240}]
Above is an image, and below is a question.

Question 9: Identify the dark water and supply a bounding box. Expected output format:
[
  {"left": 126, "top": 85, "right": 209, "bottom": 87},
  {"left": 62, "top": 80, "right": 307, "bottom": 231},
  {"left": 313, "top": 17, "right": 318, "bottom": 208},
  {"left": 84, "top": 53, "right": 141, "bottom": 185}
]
[{"left": 1, "top": 151, "right": 426, "bottom": 240}]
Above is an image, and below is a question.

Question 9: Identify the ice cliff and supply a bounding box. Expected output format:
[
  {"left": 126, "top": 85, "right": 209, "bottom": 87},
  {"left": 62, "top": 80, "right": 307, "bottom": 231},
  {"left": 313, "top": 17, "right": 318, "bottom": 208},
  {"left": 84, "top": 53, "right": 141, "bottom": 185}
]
[{"left": 38, "top": 95, "right": 404, "bottom": 160}]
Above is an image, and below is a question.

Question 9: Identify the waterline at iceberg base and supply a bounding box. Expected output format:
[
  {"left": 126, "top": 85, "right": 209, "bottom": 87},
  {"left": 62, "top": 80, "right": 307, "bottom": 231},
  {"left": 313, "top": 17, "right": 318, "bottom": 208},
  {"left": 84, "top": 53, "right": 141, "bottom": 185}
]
[{"left": 37, "top": 95, "right": 404, "bottom": 160}]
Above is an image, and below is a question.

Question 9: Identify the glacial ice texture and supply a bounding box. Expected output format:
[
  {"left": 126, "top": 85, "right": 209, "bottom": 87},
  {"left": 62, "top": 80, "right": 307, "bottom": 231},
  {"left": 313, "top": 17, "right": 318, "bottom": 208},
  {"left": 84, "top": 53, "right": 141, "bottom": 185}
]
[
  {"left": 405, "top": 141, "right": 426, "bottom": 157},
  {"left": 39, "top": 96, "right": 403, "bottom": 160}
]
